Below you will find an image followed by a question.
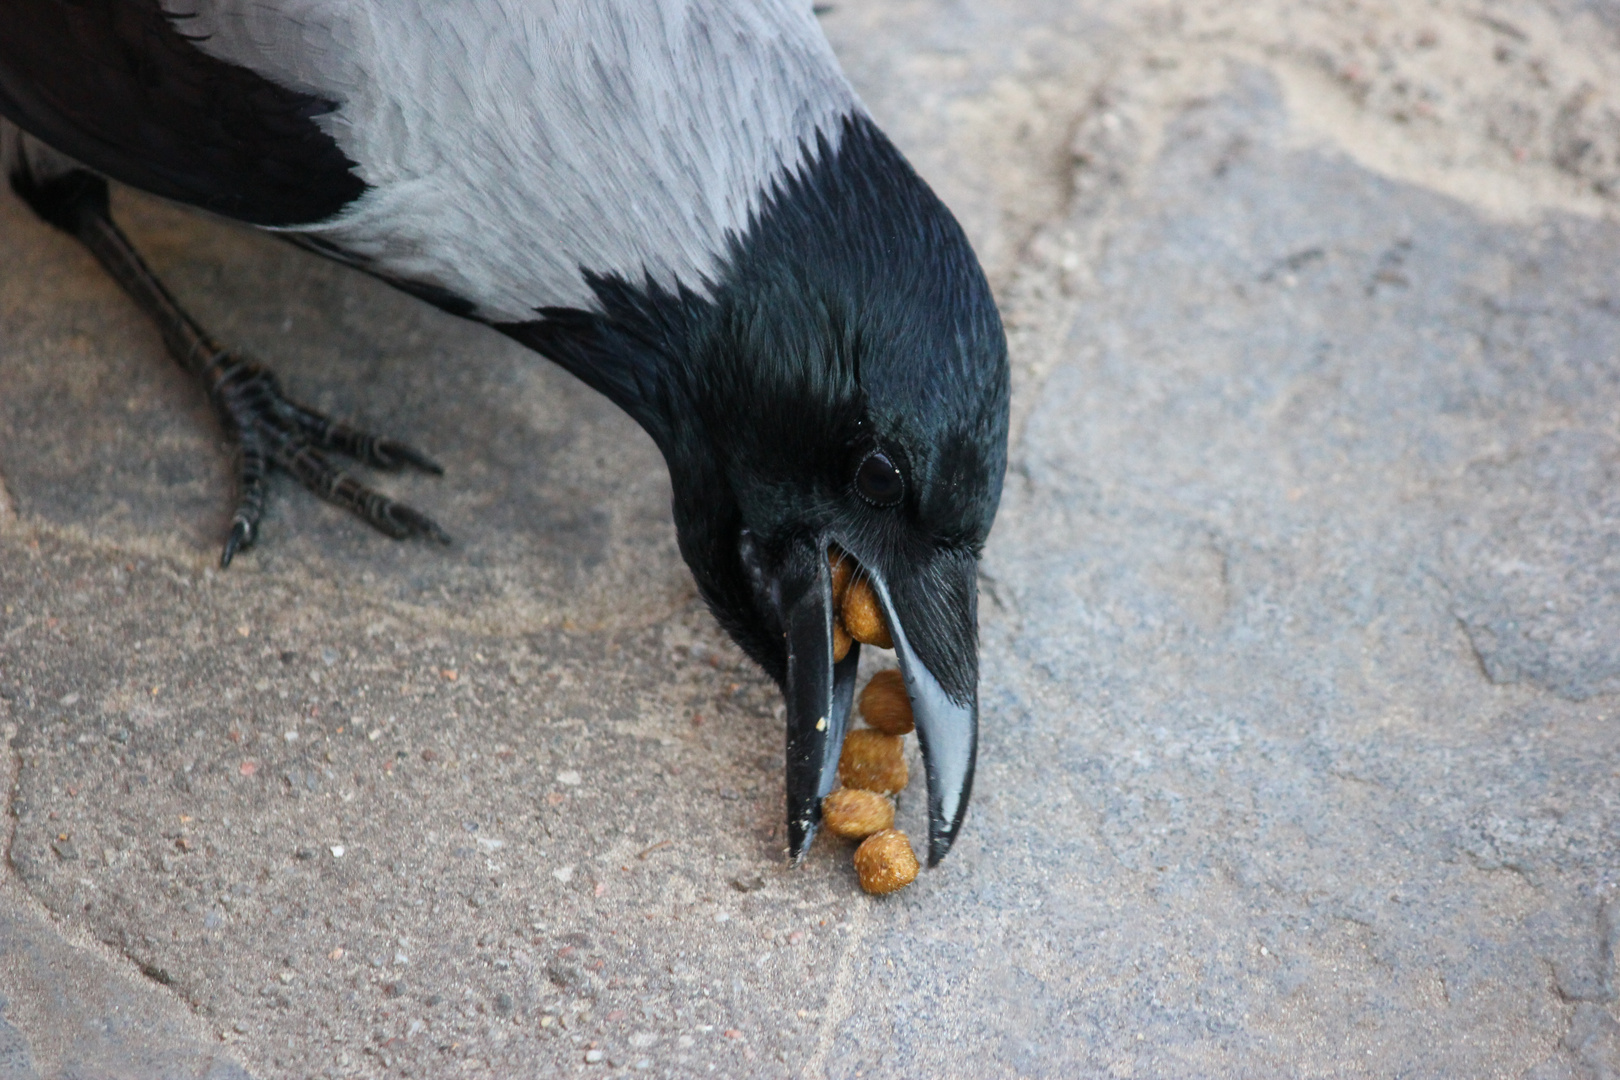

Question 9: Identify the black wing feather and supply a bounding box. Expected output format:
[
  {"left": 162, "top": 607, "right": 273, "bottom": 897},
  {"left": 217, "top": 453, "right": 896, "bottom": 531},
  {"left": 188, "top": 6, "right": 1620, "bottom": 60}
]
[{"left": 0, "top": 0, "right": 366, "bottom": 227}]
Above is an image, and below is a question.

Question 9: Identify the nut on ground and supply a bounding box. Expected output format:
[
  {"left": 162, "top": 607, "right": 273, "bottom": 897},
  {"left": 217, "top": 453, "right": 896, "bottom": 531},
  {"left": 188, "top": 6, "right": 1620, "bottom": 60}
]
[
  {"left": 821, "top": 788, "right": 895, "bottom": 839},
  {"left": 838, "top": 730, "right": 907, "bottom": 794},
  {"left": 854, "top": 829, "right": 919, "bottom": 894},
  {"left": 859, "top": 669, "right": 913, "bottom": 735},
  {"left": 840, "top": 575, "right": 893, "bottom": 649}
]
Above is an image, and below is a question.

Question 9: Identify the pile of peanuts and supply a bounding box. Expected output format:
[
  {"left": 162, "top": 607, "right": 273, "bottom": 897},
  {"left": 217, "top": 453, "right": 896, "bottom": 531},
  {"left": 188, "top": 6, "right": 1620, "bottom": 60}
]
[{"left": 821, "top": 549, "right": 920, "bottom": 895}]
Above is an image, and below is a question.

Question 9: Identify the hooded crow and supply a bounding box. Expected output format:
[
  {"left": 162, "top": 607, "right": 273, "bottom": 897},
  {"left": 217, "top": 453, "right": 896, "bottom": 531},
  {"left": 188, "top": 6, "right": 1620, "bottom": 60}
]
[{"left": 0, "top": 0, "right": 1009, "bottom": 867}]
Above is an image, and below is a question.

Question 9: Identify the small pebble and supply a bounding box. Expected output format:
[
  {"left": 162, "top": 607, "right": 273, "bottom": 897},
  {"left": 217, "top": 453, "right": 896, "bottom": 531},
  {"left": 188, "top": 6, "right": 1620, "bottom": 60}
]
[
  {"left": 584, "top": 1049, "right": 605, "bottom": 1064},
  {"left": 730, "top": 872, "right": 766, "bottom": 893}
]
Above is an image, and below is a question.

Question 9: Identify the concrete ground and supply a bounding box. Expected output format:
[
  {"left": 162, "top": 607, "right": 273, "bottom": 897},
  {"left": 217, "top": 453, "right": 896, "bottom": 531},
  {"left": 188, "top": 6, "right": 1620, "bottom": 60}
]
[{"left": 4, "top": 1, "right": 1620, "bottom": 1077}]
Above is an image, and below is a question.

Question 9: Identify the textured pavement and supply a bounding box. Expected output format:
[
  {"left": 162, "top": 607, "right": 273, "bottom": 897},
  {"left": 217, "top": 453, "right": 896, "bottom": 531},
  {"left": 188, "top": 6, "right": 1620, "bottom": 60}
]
[{"left": 5, "top": 2, "right": 1620, "bottom": 1077}]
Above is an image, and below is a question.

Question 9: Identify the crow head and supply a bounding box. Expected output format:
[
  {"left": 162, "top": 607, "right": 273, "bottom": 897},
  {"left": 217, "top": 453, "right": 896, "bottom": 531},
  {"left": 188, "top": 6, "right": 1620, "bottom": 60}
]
[{"left": 508, "top": 116, "right": 1009, "bottom": 866}]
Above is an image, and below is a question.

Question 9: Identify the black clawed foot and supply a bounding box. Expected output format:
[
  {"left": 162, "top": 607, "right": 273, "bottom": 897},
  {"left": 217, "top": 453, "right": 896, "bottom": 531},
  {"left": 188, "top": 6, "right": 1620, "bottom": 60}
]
[
  {"left": 206, "top": 354, "right": 449, "bottom": 564},
  {"left": 281, "top": 400, "right": 445, "bottom": 475},
  {"left": 11, "top": 174, "right": 446, "bottom": 564}
]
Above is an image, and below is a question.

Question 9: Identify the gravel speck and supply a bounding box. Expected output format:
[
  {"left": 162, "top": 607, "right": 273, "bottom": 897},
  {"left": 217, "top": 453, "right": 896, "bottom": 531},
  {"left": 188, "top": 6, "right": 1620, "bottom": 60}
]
[{"left": 729, "top": 873, "right": 765, "bottom": 893}]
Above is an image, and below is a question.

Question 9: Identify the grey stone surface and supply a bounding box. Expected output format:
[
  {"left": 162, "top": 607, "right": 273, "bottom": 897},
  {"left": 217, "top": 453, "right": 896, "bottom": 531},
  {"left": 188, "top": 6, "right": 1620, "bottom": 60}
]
[
  {"left": 0, "top": 884, "right": 252, "bottom": 1079},
  {"left": 4, "top": 1, "right": 1620, "bottom": 1078}
]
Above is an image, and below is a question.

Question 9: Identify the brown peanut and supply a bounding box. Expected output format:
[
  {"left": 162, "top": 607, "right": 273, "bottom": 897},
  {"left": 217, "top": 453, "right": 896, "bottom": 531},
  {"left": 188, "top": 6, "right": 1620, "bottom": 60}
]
[
  {"left": 853, "top": 829, "right": 919, "bottom": 894},
  {"left": 832, "top": 620, "right": 853, "bottom": 663},
  {"left": 840, "top": 575, "right": 893, "bottom": 649},
  {"left": 820, "top": 788, "right": 895, "bottom": 840},
  {"left": 838, "top": 729, "right": 908, "bottom": 794},
  {"left": 858, "top": 669, "right": 913, "bottom": 735},
  {"left": 828, "top": 549, "right": 854, "bottom": 606}
]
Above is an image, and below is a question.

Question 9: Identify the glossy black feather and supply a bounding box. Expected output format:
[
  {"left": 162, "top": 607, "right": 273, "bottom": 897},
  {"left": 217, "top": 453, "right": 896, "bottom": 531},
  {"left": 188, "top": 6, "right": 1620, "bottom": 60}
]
[
  {"left": 0, "top": 0, "right": 366, "bottom": 226},
  {"left": 508, "top": 115, "right": 1009, "bottom": 702}
]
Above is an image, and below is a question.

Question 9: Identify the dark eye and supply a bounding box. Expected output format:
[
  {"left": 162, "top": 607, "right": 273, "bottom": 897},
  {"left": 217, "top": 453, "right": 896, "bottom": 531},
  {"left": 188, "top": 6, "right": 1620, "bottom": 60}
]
[{"left": 855, "top": 450, "right": 905, "bottom": 506}]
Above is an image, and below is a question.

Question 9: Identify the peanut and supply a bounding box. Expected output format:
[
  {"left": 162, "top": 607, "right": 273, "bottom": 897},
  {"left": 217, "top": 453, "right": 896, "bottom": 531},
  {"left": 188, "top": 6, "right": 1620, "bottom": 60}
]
[
  {"left": 853, "top": 829, "right": 919, "bottom": 894},
  {"left": 840, "top": 575, "right": 893, "bottom": 649},
  {"left": 858, "top": 669, "right": 913, "bottom": 735},
  {"left": 838, "top": 729, "right": 907, "bottom": 794},
  {"left": 828, "top": 549, "right": 854, "bottom": 606},
  {"left": 820, "top": 788, "right": 895, "bottom": 839},
  {"left": 832, "top": 620, "right": 853, "bottom": 663}
]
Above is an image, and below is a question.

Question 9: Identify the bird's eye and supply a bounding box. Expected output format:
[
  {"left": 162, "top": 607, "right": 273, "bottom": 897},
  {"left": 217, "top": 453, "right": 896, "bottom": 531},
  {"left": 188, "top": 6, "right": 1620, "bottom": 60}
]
[{"left": 855, "top": 450, "right": 905, "bottom": 506}]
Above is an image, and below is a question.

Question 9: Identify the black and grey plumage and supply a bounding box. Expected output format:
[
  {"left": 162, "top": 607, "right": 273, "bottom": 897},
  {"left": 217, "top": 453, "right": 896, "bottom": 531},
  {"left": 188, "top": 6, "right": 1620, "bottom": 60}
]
[{"left": 0, "top": 0, "right": 1010, "bottom": 866}]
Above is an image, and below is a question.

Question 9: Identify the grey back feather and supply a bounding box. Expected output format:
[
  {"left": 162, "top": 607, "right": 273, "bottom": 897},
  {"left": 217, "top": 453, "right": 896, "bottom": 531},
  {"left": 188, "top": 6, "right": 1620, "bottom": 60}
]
[{"left": 167, "top": 0, "right": 861, "bottom": 320}]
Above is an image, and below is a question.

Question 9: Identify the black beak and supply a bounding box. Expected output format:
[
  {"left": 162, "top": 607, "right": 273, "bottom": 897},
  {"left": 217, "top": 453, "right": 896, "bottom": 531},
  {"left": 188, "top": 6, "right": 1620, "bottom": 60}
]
[
  {"left": 865, "top": 567, "right": 977, "bottom": 866},
  {"left": 773, "top": 537, "right": 979, "bottom": 867},
  {"left": 777, "top": 540, "right": 861, "bottom": 864}
]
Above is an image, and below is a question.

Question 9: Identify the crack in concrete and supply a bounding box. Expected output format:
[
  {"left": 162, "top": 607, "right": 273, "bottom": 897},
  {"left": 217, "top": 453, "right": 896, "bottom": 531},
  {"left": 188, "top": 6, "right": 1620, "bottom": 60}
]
[
  {"left": 1, "top": 710, "right": 22, "bottom": 877},
  {"left": 0, "top": 629, "right": 217, "bottom": 1045},
  {"left": 801, "top": 897, "right": 871, "bottom": 1080}
]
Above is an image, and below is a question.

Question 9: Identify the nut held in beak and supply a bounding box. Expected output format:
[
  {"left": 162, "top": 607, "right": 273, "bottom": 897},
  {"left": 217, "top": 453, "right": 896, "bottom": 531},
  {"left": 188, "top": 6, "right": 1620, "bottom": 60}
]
[
  {"left": 840, "top": 575, "right": 894, "bottom": 649},
  {"left": 828, "top": 549, "right": 856, "bottom": 661},
  {"left": 832, "top": 621, "right": 853, "bottom": 664},
  {"left": 820, "top": 788, "right": 895, "bottom": 839},
  {"left": 858, "top": 669, "right": 914, "bottom": 735},
  {"left": 854, "top": 829, "right": 920, "bottom": 894},
  {"left": 838, "top": 730, "right": 908, "bottom": 794},
  {"left": 828, "top": 550, "right": 854, "bottom": 605}
]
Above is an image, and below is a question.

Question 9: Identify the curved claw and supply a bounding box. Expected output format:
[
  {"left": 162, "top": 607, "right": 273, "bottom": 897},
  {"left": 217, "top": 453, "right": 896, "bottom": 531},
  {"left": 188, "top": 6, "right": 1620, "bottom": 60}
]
[
  {"left": 373, "top": 439, "right": 445, "bottom": 476},
  {"left": 385, "top": 503, "right": 452, "bottom": 545},
  {"left": 201, "top": 354, "right": 450, "bottom": 565},
  {"left": 220, "top": 517, "right": 255, "bottom": 568}
]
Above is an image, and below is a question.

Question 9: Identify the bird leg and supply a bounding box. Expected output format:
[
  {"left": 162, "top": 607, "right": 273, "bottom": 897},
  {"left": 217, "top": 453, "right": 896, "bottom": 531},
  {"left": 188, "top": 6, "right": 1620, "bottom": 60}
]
[{"left": 11, "top": 169, "right": 448, "bottom": 566}]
